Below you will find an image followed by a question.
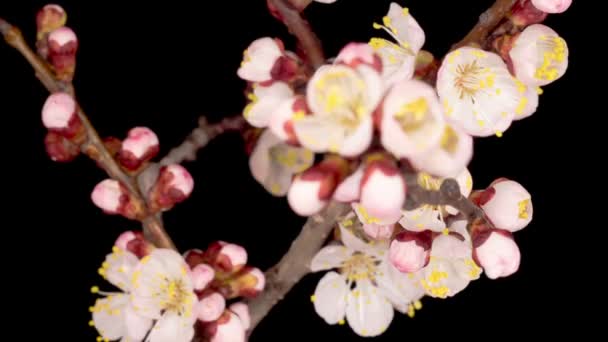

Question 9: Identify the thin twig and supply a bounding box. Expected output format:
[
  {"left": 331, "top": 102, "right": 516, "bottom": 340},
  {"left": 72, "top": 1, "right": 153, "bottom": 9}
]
[
  {"left": 247, "top": 202, "right": 350, "bottom": 332},
  {"left": 160, "top": 116, "right": 246, "bottom": 166},
  {"left": 269, "top": 0, "right": 326, "bottom": 69},
  {"left": 451, "top": 0, "right": 517, "bottom": 50},
  {"left": 0, "top": 18, "right": 175, "bottom": 250}
]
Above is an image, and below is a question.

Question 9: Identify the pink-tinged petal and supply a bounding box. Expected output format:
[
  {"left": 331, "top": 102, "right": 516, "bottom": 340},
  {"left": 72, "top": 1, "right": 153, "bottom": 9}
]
[
  {"left": 363, "top": 223, "right": 394, "bottom": 240},
  {"left": 237, "top": 37, "right": 283, "bottom": 83},
  {"left": 400, "top": 206, "right": 446, "bottom": 232},
  {"left": 124, "top": 304, "right": 153, "bottom": 341},
  {"left": 381, "top": 79, "right": 445, "bottom": 158},
  {"left": 268, "top": 96, "right": 303, "bottom": 142},
  {"left": 147, "top": 312, "right": 195, "bottom": 342},
  {"left": 345, "top": 279, "right": 394, "bottom": 337},
  {"left": 118, "top": 127, "right": 159, "bottom": 170},
  {"left": 191, "top": 264, "right": 215, "bottom": 291},
  {"left": 448, "top": 219, "right": 472, "bottom": 244},
  {"left": 335, "top": 42, "right": 382, "bottom": 71},
  {"left": 431, "top": 233, "right": 472, "bottom": 260},
  {"left": 387, "top": 3, "right": 425, "bottom": 53},
  {"left": 91, "top": 179, "right": 126, "bottom": 214},
  {"left": 409, "top": 125, "right": 473, "bottom": 178},
  {"left": 338, "top": 116, "right": 374, "bottom": 157},
  {"left": 204, "top": 241, "right": 248, "bottom": 273},
  {"left": 389, "top": 230, "right": 432, "bottom": 273},
  {"left": 311, "top": 245, "right": 351, "bottom": 272},
  {"left": 234, "top": 267, "right": 266, "bottom": 298},
  {"left": 208, "top": 312, "right": 246, "bottom": 342},
  {"left": 473, "top": 230, "right": 521, "bottom": 279},
  {"left": 375, "top": 261, "right": 424, "bottom": 314},
  {"left": 338, "top": 213, "right": 376, "bottom": 253},
  {"left": 315, "top": 0, "right": 338, "bottom": 3},
  {"left": 103, "top": 249, "right": 139, "bottom": 291},
  {"left": 48, "top": 27, "right": 78, "bottom": 81},
  {"left": 244, "top": 82, "right": 294, "bottom": 128},
  {"left": 480, "top": 179, "right": 533, "bottom": 232},
  {"left": 313, "top": 272, "right": 348, "bottom": 325},
  {"left": 287, "top": 176, "right": 328, "bottom": 216},
  {"left": 41, "top": 92, "right": 77, "bottom": 130},
  {"left": 513, "top": 81, "right": 540, "bottom": 121},
  {"left": 114, "top": 231, "right": 138, "bottom": 251},
  {"left": 49, "top": 26, "right": 77, "bottom": 46},
  {"left": 196, "top": 292, "right": 226, "bottom": 322},
  {"left": 36, "top": 4, "right": 66, "bottom": 39},
  {"left": 92, "top": 294, "right": 128, "bottom": 340},
  {"left": 229, "top": 303, "right": 251, "bottom": 331},
  {"left": 360, "top": 161, "right": 405, "bottom": 222},
  {"left": 333, "top": 167, "right": 364, "bottom": 202},
  {"left": 531, "top": 0, "right": 572, "bottom": 13},
  {"left": 149, "top": 164, "right": 194, "bottom": 212},
  {"left": 510, "top": 24, "right": 568, "bottom": 87},
  {"left": 445, "top": 168, "right": 473, "bottom": 215}
]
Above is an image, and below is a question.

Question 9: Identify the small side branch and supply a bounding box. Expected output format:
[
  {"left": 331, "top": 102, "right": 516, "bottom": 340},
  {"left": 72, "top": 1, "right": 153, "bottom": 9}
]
[{"left": 451, "top": 0, "right": 517, "bottom": 50}]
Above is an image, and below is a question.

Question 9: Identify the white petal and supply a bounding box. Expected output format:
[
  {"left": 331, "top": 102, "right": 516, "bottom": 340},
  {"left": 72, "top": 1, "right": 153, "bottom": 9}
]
[
  {"left": 293, "top": 117, "right": 343, "bottom": 153},
  {"left": 409, "top": 125, "right": 473, "bottom": 178},
  {"left": 125, "top": 305, "right": 153, "bottom": 341},
  {"left": 338, "top": 116, "right": 373, "bottom": 157},
  {"left": 375, "top": 261, "right": 424, "bottom": 313},
  {"left": 147, "top": 312, "right": 195, "bottom": 342},
  {"left": 387, "top": 3, "right": 425, "bottom": 53},
  {"left": 360, "top": 167, "right": 405, "bottom": 222},
  {"left": 287, "top": 176, "right": 327, "bottom": 216},
  {"left": 311, "top": 245, "right": 352, "bottom": 272},
  {"left": 432, "top": 234, "right": 472, "bottom": 260},
  {"left": 92, "top": 294, "right": 128, "bottom": 340},
  {"left": 245, "top": 83, "right": 293, "bottom": 128},
  {"left": 333, "top": 167, "right": 364, "bottom": 202},
  {"left": 105, "top": 250, "right": 139, "bottom": 292},
  {"left": 400, "top": 206, "right": 446, "bottom": 232},
  {"left": 339, "top": 219, "right": 373, "bottom": 254},
  {"left": 237, "top": 37, "right": 283, "bottom": 82},
  {"left": 445, "top": 168, "right": 473, "bottom": 215},
  {"left": 345, "top": 279, "right": 393, "bottom": 337},
  {"left": 313, "top": 272, "right": 348, "bottom": 325}
]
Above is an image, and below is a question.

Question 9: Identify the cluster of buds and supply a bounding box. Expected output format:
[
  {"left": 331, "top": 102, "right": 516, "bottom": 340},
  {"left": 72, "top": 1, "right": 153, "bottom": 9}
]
[
  {"left": 36, "top": 4, "right": 78, "bottom": 81},
  {"left": 89, "top": 232, "right": 261, "bottom": 342}
]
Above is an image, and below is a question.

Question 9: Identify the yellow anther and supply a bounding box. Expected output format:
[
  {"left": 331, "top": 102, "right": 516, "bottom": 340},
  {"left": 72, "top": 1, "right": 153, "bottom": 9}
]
[
  {"left": 310, "top": 295, "right": 316, "bottom": 302},
  {"left": 90, "top": 286, "right": 99, "bottom": 294}
]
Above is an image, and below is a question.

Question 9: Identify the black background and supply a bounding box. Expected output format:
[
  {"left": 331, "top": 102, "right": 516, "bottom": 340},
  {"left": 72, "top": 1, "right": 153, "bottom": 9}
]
[{"left": 0, "top": 0, "right": 594, "bottom": 340}]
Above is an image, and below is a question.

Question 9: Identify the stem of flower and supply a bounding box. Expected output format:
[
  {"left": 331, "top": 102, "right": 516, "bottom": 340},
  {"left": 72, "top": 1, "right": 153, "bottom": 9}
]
[
  {"left": 451, "top": 0, "right": 518, "bottom": 50},
  {"left": 0, "top": 18, "right": 176, "bottom": 250}
]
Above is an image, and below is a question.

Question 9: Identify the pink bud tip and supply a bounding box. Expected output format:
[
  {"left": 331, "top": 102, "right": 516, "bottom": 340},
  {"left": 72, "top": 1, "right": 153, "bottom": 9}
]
[
  {"left": 165, "top": 164, "right": 194, "bottom": 196},
  {"left": 184, "top": 249, "right": 206, "bottom": 269},
  {"left": 473, "top": 230, "right": 521, "bottom": 279},
  {"left": 91, "top": 179, "right": 123, "bottom": 213},
  {"left": 220, "top": 244, "right": 248, "bottom": 271},
  {"left": 192, "top": 264, "right": 216, "bottom": 291},
  {"left": 360, "top": 161, "right": 405, "bottom": 222},
  {"left": 48, "top": 26, "right": 77, "bottom": 47},
  {"left": 229, "top": 303, "right": 251, "bottom": 331},
  {"left": 114, "top": 231, "right": 138, "bottom": 250},
  {"left": 207, "top": 311, "right": 246, "bottom": 342},
  {"left": 42, "top": 92, "right": 77, "bottom": 130},
  {"left": 335, "top": 42, "right": 382, "bottom": 71},
  {"left": 36, "top": 4, "right": 67, "bottom": 38},
  {"left": 389, "top": 231, "right": 432, "bottom": 273},
  {"left": 149, "top": 164, "right": 194, "bottom": 211},
  {"left": 196, "top": 292, "right": 226, "bottom": 322},
  {"left": 118, "top": 127, "right": 160, "bottom": 170},
  {"left": 480, "top": 179, "right": 533, "bottom": 232},
  {"left": 287, "top": 176, "right": 328, "bottom": 216},
  {"left": 363, "top": 224, "right": 394, "bottom": 240},
  {"left": 531, "top": 0, "right": 572, "bottom": 13}
]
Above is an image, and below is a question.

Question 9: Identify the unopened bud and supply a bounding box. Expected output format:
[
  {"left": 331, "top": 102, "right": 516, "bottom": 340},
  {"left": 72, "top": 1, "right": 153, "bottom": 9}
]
[
  {"left": 114, "top": 231, "right": 152, "bottom": 258},
  {"left": 148, "top": 164, "right": 194, "bottom": 212},
  {"left": 360, "top": 158, "right": 405, "bottom": 223},
  {"left": 229, "top": 303, "right": 250, "bottom": 331},
  {"left": 287, "top": 156, "right": 349, "bottom": 216},
  {"left": 234, "top": 267, "right": 265, "bottom": 298},
  {"left": 531, "top": 0, "right": 571, "bottom": 13},
  {"left": 48, "top": 27, "right": 78, "bottom": 81},
  {"left": 44, "top": 131, "right": 79, "bottom": 162},
  {"left": 204, "top": 311, "right": 246, "bottom": 342},
  {"left": 184, "top": 249, "right": 206, "bottom": 269},
  {"left": 41, "top": 92, "right": 83, "bottom": 140},
  {"left": 473, "top": 229, "right": 521, "bottom": 279},
  {"left": 205, "top": 242, "right": 248, "bottom": 273},
  {"left": 117, "top": 127, "right": 160, "bottom": 171},
  {"left": 389, "top": 230, "right": 432, "bottom": 273},
  {"left": 196, "top": 292, "right": 226, "bottom": 322},
  {"left": 508, "top": 0, "right": 548, "bottom": 27},
  {"left": 36, "top": 4, "right": 67, "bottom": 58},
  {"left": 91, "top": 179, "right": 140, "bottom": 219},
  {"left": 237, "top": 37, "right": 284, "bottom": 83},
  {"left": 192, "top": 264, "right": 216, "bottom": 291},
  {"left": 335, "top": 42, "right": 382, "bottom": 72},
  {"left": 480, "top": 179, "right": 533, "bottom": 232}
]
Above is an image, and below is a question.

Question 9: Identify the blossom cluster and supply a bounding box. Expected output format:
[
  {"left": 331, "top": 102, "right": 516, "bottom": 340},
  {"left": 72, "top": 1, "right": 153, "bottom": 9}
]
[{"left": 89, "top": 231, "right": 264, "bottom": 342}]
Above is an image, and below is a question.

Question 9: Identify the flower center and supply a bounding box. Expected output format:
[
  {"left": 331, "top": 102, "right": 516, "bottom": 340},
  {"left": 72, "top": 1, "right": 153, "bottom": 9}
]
[
  {"left": 156, "top": 278, "right": 193, "bottom": 316},
  {"left": 340, "top": 252, "right": 379, "bottom": 282},
  {"left": 535, "top": 35, "right": 567, "bottom": 82},
  {"left": 393, "top": 97, "right": 432, "bottom": 133},
  {"left": 453, "top": 60, "right": 485, "bottom": 99},
  {"left": 439, "top": 126, "right": 459, "bottom": 154}
]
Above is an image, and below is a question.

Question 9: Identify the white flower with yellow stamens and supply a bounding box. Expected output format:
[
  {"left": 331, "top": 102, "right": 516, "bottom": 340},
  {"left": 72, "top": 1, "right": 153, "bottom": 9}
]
[
  {"left": 91, "top": 246, "right": 152, "bottom": 342},
  {"left": 249, "top": 129, "right": 314, "bottom": 196},
  {"left": 437, "top": 47, "right": 522, "bottom": 137},
  {"left": 419, "top": 222, "right": 482, "bottom": 299},
  {"left": 237, "top": 37, "right": 284, "bottom": 83},
  {"left": 294, "top": 63, "right": 382, "bottom": 157},
  {"left": 400, "top": 169, "right": 473, "bottom": 232},
  {"left": 243, "top": 82, "right": 294, "bottom": 128},
  {"left": 509, "top": 24, "right": 569, "bottom": 87},
  {"left": 130, "top": 249, "right": 199, "bottom": 342},
  {"left": 369, "top": 2, "right": 425, "bottom": 86},
  {"left": 310, "top": 215, "right": 424, "bottom": 337},
  {"left": 380, "top": 79, "right": 446, "bottom": 158}
]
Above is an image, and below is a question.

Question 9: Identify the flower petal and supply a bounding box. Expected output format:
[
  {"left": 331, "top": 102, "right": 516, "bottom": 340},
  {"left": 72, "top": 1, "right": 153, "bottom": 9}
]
[
  {"left": 345, "top": 279, "right": 394, "bottom": 337},
  {"left": 125, "top": 304, "right": 153, "bottom": 341},
  {"left": 244, "top": 82, "right": 293, "bottom": 128},
  {"left": 375, "top": 260, "right": 424, "bottom": 313},
  {"left": 313, "top": 272, "right": 348, "bottom": 325},
  {"left": 311, "top": 245, "right": 352, "bottom": 272},
  {"left": 333, "top": 167, "right": 364, "bottom": 202},
  {"left": 338, "top": 116, "right": 373, "bottom": 157},
  {"left": 92, "top": 294, "right": 128, "bottom": 340},
  {"left": 105, "top": 250, "right": 139, "bottom": 292},
  {"left": 400, "top": 206, "right": 446, "bottom": 232},
  {"left": 147, "top": 312, "right": 195, "bottom": 342}
]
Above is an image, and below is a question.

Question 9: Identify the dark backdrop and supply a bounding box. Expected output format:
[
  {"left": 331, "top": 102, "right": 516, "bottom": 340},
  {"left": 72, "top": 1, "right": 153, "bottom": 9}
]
[{"left": 1, "top": 0, "right": 593, "bottom": 340}]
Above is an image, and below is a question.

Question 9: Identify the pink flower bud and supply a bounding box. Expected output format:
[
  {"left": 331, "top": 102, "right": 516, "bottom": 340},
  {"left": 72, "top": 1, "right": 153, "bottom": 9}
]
[
  {"left": 114, "top": 231, "right": 138, "bottom": 250},
  {"left": 360, "top": 159, "right": 405, "bottom": 223},
  {"left": 508, "top": 0, "right": 548, "bottom": 27},
  {"left": 287, "top": 156, "right": 349, "bottom": 216},
  {"left": 268, "top": 96, "right": 308, "bottom": 145},
  {"left": 184, "top": 249, "right": 206, "bottom": 269},
  {"left": 235, "top": 267, "right": 265, "bottom": 298},
  {"left": 41, "top": 92, "right": 82, "bottom": 139},
  {"left": 333, "top": 167, "right": 364, "bottom": 203},
  {"left": 473, "top": 229, "right": 521, "bottom": 279},
  {"left": 480, "top": 179, "right": 533, "bottom": 232},
  {"left": 229, "top": 303, "right": 250, "bottom": 331},
  {"left": 36, "top": 4, "right": 66, "bottom": 40},
  {"left": 237, "top": 37, "right": 284, "bottom": 83},
  {"left": 531, "top": 0, "right": 571, "bottom": 13},
  {"left": 389, "top": 230, "right": 432, "bottom": 273},
  {"left": 192, "top": 264, "right": 216, "bottom": 291},
  {"left": 205, "top": 242, "right": 248, "bottom": 273},
  {"left": 363, "top": 223, "right": 394, "bottom": 240},
  {"left": 91, "top": 179, "right": 139, "bottom": 219},
  {"left": 117, "top": 127, "right": 160, "bottom": 171},
  {"left": 48, "top": 27, "right": 78, "bottom": 82},
  {"left": 509, "top": 24, "right": 568, "bottom": 87},
  {"left": 196, "top": 292, "right": 226, "bottom": 322},
  {"left": 205, "top": 311, "right": 246, "bottom": 342},
  {"left": 44, "top": 131, "right": 79, "bottom": 162},
  {"left": 270, "top": 55, "right": 298, "bottom": 82},
  {"left": 148, "top": 164, "right": 194, "bottom": 212},
  {"left": 335, "top": 42, "right": 382, "bottom": 72},
  {"left": 114, "top": 231, "right": 151, "bottom": 258}
]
